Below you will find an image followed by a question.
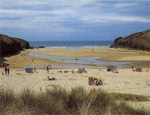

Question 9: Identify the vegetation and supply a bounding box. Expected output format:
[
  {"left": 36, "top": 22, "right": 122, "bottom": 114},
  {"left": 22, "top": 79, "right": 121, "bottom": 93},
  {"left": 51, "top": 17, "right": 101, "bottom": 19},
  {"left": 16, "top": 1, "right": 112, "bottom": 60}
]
[
  {"left": 0, "top": 87, "right": 149, "bottom": 115},
  {"left": 109, "top": 92, "right": 150, "bottom": 101}
]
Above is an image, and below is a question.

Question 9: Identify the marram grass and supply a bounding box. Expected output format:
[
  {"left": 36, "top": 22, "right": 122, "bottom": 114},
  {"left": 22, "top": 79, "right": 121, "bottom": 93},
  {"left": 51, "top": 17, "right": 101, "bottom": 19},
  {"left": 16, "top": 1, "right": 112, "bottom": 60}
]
[
  {"left": 0, "top": 87, "right": 150, "bottom": 115},
  {"left": 109, "top": 92, "right": 150, "bottom": 101}
]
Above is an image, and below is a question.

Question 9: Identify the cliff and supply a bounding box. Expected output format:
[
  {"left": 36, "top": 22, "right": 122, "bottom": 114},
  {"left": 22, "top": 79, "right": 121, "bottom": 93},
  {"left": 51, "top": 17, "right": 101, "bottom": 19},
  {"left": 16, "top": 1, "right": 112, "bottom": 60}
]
[
  {"left": 110, "top": 30, "right": 150, "bottom": 51},
  {"left": 0, "top": 34, "right": 30, "bottom": 57}
]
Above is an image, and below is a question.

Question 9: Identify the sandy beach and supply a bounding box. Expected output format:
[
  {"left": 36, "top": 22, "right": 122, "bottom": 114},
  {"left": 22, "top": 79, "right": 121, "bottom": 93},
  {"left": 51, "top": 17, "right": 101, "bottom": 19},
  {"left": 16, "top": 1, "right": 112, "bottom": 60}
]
[
  {"left": 0, "top": 68, "right": 150, "bottom": 95},
  {"left": 1, "top": 47, "right": 150, "bottom": 109}
]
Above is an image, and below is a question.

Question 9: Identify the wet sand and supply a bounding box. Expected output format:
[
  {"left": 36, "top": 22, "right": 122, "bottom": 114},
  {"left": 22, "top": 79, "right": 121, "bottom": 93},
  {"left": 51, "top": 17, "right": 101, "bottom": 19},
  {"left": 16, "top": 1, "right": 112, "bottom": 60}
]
[
  {"left": 3, "top": 47, "right": 150, "bottom": 68},
  {"left": 37, "top": 47, "right": 150, "bottom": 61}
]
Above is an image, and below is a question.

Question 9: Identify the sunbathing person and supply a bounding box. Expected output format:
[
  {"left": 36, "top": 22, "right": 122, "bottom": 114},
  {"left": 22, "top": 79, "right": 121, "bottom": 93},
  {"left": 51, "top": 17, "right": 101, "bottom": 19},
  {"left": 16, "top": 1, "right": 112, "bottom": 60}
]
[{"left": 44, "top": 76, "right": 57, "bottom": 81}]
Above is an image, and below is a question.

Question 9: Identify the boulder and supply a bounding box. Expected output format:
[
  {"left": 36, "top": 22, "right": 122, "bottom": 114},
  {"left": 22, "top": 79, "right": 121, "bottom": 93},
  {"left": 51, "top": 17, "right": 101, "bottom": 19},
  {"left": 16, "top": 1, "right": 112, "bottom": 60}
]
[
  {"left": 0, "top": 34, "right": 30, "bottom": 57},
  {"left": 110, "top": 30, "right": 150, "bottom": 51}
]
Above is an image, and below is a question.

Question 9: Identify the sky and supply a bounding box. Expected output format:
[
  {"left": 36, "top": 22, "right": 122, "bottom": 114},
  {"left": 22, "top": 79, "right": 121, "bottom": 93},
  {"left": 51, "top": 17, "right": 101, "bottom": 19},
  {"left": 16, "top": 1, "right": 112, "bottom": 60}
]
[{"left": 0, "top": 0, "right": 150, "bottom": 41}]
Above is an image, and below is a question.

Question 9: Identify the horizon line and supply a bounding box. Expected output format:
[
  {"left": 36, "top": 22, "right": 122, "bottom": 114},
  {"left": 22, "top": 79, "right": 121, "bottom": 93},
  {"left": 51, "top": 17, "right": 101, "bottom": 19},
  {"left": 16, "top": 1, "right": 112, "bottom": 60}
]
[{"left": 28, "top": 40, "right": 114, "bottom": 42}]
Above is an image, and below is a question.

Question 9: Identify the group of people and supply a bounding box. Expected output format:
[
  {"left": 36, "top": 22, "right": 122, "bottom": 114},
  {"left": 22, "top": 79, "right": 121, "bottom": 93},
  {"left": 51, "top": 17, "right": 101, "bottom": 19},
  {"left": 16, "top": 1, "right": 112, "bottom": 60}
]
[
  {"left": 93, "top": 79, "right": 103, "bottom": 85},
  {"left": 4, "top": 67, "right": 10, "bottom": 76}
]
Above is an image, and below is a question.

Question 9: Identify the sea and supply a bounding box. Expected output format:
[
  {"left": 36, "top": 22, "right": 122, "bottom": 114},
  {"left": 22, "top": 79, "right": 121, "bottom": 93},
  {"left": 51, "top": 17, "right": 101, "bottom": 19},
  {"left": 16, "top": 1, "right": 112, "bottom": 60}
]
[{"left": 29, "top": 41, "right": 113, "bottom": 48}]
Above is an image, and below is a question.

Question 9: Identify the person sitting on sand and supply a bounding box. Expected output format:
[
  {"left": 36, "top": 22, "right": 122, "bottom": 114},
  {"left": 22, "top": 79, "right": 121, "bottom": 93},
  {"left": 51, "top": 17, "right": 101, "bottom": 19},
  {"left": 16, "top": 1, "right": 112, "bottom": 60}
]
[
  {"left": 98, "top": 80, "right": 102, "bottom": 85},
  {"left": 64, "top": 70, "right": 70, "bottom": 74},
  {"left": 112, "top": 69, "right": 119, "bottom": 73},
  {"left": 72, "top": 70, "right": 74, "bottom": 73},
  {"left": 93, "top": 79, "right": 98, "bottom": 85},
  {"left": 57, "top": 70, "right": 62, "bottom": 73},
  {"left": 46, "top": 76, "right": 50, "bottom": 80},
  {"left": 93, "top": 79, "right": 103, "bottom": 86}
]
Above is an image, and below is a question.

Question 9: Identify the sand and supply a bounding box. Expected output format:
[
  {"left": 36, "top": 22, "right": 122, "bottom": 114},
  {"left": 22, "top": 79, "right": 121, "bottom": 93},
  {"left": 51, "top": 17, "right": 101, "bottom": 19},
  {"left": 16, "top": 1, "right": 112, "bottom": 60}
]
[
  {"left": 1, "top": 47, "right": 150, "bottom": 109},
  {"left": 0, "top": 68, "right": 150, "bottom": 95},
  {"left": 119, "top": 56, "right": 150, "bottom": 61},
  {"left": 3, "top": 47, "right": 150, "bottom": 68},
  {"left": 4, "top": 49, "right": 67, "bottom": 67}
]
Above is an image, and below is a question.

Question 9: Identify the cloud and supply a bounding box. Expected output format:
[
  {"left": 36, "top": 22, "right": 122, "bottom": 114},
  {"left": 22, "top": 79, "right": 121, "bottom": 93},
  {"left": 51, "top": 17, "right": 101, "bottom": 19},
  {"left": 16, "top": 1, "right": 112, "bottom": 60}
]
[
  {"left": 0, "top": 0, "right": 150, "bottom": 33},
  {"left": 114, "top": 3, "right": 136, "bottom": 8},
  {"left": 0, "top": 0, "right": 99, "bottom": 9},
  {"left": 80, "top": 13, "right": 150, "bottom": 23}
]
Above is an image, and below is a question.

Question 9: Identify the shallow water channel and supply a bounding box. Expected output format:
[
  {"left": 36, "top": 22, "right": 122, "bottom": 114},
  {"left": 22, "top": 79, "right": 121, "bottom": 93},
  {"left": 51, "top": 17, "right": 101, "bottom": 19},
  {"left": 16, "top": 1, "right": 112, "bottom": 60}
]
[{"left": 28, "top": 51, "right": 131, "bottom": 69}]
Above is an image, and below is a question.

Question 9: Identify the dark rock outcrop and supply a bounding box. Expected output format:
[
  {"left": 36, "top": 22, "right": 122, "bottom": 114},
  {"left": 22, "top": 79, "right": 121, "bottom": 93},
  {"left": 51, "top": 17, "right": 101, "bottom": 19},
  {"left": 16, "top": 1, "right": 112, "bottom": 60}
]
[
  {"left": 110, "top": 30, "right": 150, "bottom": 51},
  {"left": 0, "top": 34, "right": 30, "bottom": 57}
]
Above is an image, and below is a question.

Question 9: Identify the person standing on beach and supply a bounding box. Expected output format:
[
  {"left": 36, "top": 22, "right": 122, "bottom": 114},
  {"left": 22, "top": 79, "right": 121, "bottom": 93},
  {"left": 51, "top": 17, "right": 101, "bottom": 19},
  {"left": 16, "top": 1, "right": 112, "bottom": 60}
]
[
  {"left": 132, "top": 64, "right": 134, "bottom": 70},
  {"left": 46, "top": 66, "right": 49, "bottom": 74},
  {"left": 5, "top": 67, "right": 7, "bottom": 76},
  {"left": 34, "top": 67, "right": 38, "bottom": 73},
  {"left": 7, "top": 67, "right": 10, "bottom": 75}
]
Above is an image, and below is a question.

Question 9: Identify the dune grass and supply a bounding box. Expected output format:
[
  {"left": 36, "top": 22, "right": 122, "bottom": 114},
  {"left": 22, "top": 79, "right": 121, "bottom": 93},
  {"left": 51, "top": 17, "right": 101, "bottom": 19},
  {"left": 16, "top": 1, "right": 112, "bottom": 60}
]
[
  {"left": 109, "top": 92, "right": 150, "bottom": 101},
  {"left": 0, "top": 87, "right": 149, "bottom": 115}
]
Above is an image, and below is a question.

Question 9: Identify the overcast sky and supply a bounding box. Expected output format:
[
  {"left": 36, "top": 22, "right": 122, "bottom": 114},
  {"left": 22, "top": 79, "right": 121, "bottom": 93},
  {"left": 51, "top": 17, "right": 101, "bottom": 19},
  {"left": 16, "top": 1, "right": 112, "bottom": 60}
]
[{"left": 0, "top": 0, "right": 150, "bottom": 41}]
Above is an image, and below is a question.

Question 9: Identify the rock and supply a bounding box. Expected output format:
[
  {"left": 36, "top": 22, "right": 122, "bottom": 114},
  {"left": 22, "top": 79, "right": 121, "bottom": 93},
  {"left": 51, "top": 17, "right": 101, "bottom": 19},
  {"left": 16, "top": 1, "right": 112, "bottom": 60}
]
[
  {"left": 0, "top": 34, "right": 30, "bottom": 57},
  {"left": 110, "top": 30, "right": 150, "bottom": 51},
  {"left": 39, "top": 46, "right": 45, "bottom": 48}
]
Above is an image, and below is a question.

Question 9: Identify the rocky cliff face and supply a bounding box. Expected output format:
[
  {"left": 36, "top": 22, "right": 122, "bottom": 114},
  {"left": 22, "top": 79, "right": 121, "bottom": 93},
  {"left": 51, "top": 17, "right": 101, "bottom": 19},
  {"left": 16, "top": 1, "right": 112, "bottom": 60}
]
[
  {"left": 0, "top": 34, "right": 30, "bottom": 57},
  {"left": 110, "top": 30, "right": 150, "bottom": 51}
]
